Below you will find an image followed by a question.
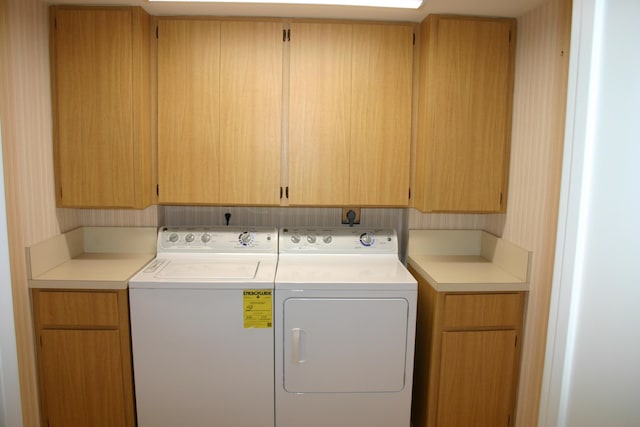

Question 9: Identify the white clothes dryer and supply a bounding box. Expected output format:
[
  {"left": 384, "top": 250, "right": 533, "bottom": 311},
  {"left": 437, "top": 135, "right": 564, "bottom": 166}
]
[
  {"left": 129, "top": 227, "right": 278, "bottom": 427},
  {"left": 274, "top": 228, "right": 417, "bottom": 427}
]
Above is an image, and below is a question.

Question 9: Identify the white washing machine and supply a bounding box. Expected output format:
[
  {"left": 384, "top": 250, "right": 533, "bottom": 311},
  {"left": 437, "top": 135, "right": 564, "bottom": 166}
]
[
  {"left": 274, "top": 228, "right": 417, "bottom": 427},
  {"left": 129, "top": 226, "right": 278, "bottom": 427}
]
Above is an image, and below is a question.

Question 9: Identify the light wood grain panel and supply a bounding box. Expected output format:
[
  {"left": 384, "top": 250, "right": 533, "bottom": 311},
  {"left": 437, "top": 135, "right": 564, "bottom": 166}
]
[
  {"left": 443, "top": 293, "right": 525, "bottom": 329},
  {"left": 413, "top": 16, "right": 516, "bottom": 213},
  {"left": 430, "top": 17, "right": 515, "bottom": 212},
  {"left": 219, "top": 20, "right": 282, "bottom": 205},
  {"left": 158, "top": 19, "right": 221, "bottom": 204},
  {"left": 409, "top": 266, "right": 441, "bottom": 427},
  {"left": 32, "top": 289, "right": 135, "bottom": 427},
  {"left": 350, "top": 24, "right": 412, "bottom": 206},
  {"left": 412, "top": 17, "right": 433, "bottom": 211},
  {"left": 54, "top": 9, "right": 134, "bottom": 207},
  {"left": 437, "top": 330, "right": 517, "bottom": 426},
  {"left": 39, "top": 330, "right": 128, "bottom": 427},
  {"left": 36, "top": 290, "right": 120, "bottom": 328},
  {"left": 131, "top": 8, "right": 154, "bottom": 208},
  {"left": 288, "top": 22, "right": 351, "bottom": 205},
  {"left": 116, "top": 288, "right": 136, "bottom": 427}
]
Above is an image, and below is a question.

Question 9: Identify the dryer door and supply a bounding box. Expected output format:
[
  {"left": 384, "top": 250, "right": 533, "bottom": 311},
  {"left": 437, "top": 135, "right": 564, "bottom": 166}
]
[{"left": 282, "top": 297, "right": 409, "bottom": 393}]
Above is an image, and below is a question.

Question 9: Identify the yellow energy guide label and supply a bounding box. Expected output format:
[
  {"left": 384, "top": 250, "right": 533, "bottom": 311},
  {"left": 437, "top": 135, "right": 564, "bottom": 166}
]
[{"left": 243, "top": 290, "right": 273, "bottom": 328}]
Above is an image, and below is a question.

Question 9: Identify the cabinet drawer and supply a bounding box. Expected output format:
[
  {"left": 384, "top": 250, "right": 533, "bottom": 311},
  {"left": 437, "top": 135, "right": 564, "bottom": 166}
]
[
  {"left": 37, "top": 291, "right": 120, "bottom": 328},
  {"left": 443, "top": 293, "right": 524, "bottom": 329}
]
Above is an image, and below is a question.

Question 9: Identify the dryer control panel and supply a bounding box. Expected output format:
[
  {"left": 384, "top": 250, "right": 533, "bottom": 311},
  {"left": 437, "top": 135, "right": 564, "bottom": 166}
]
[{"left": 280, "top": 228, "right": 399, "bottom": 254}]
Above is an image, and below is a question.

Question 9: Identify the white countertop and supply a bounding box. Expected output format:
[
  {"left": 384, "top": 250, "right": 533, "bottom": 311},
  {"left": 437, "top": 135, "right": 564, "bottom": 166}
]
[
  {"left": 407, "top": 230, "right": 531, "bottom": 293},
  {"left": 28, "top": 227, "right": 157, "bottom": 290},
  {"left": 31, "top": 253, "right": 155, "bottom": 290}
]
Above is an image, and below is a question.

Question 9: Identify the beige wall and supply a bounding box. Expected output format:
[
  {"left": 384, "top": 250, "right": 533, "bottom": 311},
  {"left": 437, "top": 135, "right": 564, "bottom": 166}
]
[
  {"left": 57, "top": 206, "right": 159, "bottom": 232},
  {"left": 1, "top": 0, "right": 58, "bottom": 424},
  {"left": 492, "top": 0, "right": 571, "bottom": 424}
]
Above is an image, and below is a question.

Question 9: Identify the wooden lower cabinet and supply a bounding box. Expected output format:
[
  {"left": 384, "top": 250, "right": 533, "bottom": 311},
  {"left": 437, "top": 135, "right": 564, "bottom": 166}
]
[
  {"left": 32, "top": 289, "right": 135, "bottom": 427},
  {"left": 409, "top": 266, "right": 526, "bottom": 427}
]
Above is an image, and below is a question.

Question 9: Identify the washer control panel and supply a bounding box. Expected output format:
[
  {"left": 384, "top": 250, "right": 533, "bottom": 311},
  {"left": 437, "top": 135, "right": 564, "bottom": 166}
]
[
  {"left": 280, "top": 228, "right": 398, "bottom": 254},
  {"left": 157, "top": 227, "right": 277, "bottom": 253}
]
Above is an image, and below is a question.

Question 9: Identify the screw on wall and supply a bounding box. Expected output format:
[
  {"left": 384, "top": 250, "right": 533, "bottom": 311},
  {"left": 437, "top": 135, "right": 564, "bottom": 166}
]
[{"left": 341, "top": 208, "right": 361, "bottom": 227}]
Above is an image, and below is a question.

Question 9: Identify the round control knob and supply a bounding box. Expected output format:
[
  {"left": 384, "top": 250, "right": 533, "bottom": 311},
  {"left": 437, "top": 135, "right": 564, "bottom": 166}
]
[
  {"left": 360, "top": 232, "right": 375, "bottom": 247},
  {"left": 185, "top": 233, "right": 195, "bottom": 243},
  {"left": 201, "top": 233, "right": 211, "bottom": 243},
  {"left": 322, "top": 235, "right": 333, "bottom": 244},
  {"left": 168, "top": 232, "right": 179, "bottom": 243},
  {"left": 307, "top": 234, "right": 317, "bottom": 244},
  {"left": 239, "top": 232, "right": 253, "bottom": 246},
  {"left": 290, "top": 234, "right": 301, "bottom": 244}
]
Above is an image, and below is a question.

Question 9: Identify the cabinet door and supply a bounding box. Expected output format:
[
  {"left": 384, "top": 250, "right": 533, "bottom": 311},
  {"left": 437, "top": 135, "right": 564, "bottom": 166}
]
[
  {"left": 158, "top": 19, "right": 221, "bottom": 204},
  {"left": 219, "top": 21, "right": 282, "bottom": 205},
  {"left": 350, "top": 24, "right": 412, "bottom": 206},
  {"left": 415, "top": 17, "right": 515, "bottom": 212},
  {"left": 288, "top": 22, "right": 352, "bottom": 205},
  {"left": 39, "top": 330, "right": 127, "bottom": 427},
  {"left": 53, "top": 9, "right": 135, "bottom": 207},
  {"left": 437, "top": 330, "right": 517, "bottom": 426}
]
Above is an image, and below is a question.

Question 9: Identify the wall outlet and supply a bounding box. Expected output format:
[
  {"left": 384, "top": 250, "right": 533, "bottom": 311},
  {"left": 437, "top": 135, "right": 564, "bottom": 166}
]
[{"left": 341, "top": 208, "right": 361, "bottom": 226}]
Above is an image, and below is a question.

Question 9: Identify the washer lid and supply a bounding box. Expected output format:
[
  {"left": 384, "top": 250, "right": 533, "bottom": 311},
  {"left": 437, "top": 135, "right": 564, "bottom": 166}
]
[
  {"left": 155, "top": 259, "right": 259, "bottom": 280},
  {"left": 129, "top": 253, "right": 278, "bottom": 288}
]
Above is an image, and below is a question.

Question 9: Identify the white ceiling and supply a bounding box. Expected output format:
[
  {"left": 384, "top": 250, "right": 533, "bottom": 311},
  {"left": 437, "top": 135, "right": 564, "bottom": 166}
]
[{"left": 45, "top": 0, "right": 547, "bottom": 22}]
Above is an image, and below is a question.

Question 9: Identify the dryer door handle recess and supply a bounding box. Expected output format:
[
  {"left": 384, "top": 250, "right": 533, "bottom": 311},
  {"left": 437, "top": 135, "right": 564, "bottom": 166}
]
[{"left": 291, "top": 328, "right": 306, "bottom": 364}]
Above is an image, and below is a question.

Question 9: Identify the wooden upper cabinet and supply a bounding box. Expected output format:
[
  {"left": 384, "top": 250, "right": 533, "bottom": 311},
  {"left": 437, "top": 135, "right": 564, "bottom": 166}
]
[
  {"left": 219, "top": 21, "right": 283, "bottom": 205},
  {"left": 50, "top": 6, "right": 153, "bottom": 208},
  {"left": 158, "top": 18, "right": 283, "bottom": 205},
  {"left": 413, "top": 15, "right": 516, "bottom": 213},
  {"left": 157, "top": 19, "right": 221, "bottom": 204},
  {"left": 288, "top": 21, "right": 413, "bottom": 206},
  {"left": 288, "top": 22, "right": 352, "bottom": 206},
  {"left": 350, "top": 24, "right": 413, "bottom": 206}
]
